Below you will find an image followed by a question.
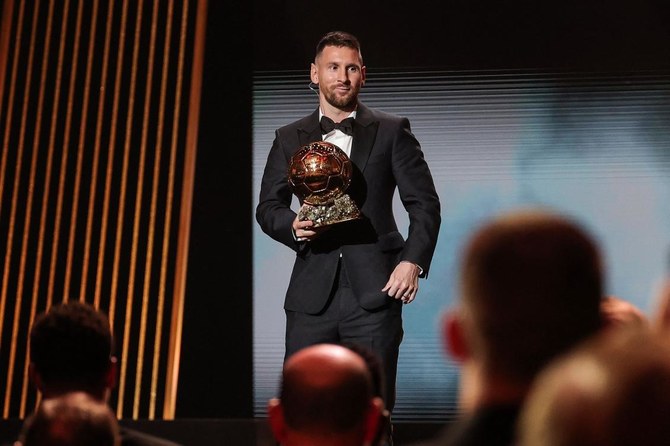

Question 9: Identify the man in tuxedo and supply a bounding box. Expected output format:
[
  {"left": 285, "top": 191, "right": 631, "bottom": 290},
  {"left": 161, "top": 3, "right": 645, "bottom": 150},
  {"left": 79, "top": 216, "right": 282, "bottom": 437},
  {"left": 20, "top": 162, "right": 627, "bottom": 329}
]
[{"left": 256, "top": 30, "right": 441, "bottom": 421}]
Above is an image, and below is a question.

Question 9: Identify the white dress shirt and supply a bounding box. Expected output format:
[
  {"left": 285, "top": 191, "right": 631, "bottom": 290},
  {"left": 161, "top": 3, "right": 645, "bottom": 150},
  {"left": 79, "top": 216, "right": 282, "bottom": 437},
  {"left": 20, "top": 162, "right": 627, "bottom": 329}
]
[{"left": 320, "top": 110, "right": 356, "bottom": 157}]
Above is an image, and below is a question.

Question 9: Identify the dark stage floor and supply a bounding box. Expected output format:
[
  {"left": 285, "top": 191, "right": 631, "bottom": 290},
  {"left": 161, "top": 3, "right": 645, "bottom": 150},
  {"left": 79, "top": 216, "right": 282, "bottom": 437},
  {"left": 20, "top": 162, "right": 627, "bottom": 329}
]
[{"left": 0, "top": 418, "right": 446, "bottom": 445}]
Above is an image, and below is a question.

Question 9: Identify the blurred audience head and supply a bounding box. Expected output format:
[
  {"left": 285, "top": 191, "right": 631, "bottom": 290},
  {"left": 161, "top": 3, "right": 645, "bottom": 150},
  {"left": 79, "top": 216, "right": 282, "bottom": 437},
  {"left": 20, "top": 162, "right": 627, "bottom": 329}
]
[
  {"left": 342, "top": 343, "right": 391, "bottom": 446},
  {"left": 517, "top": 326, "right": 670, "bottom": 446},
  {"left": 29, "top": 301, "right": 116, "bottom": 401},
  {"left": 600, "top": 295, "right": 648, "bottom": 330},
  {"left": 445, "top": 208, "right": 604, "bottom": 408},
  {"left": 17, "top": 391, "right": 120, "bottom": 446},
  {"left": 268, "top": 343, "right": 383, "bottom": 446}
]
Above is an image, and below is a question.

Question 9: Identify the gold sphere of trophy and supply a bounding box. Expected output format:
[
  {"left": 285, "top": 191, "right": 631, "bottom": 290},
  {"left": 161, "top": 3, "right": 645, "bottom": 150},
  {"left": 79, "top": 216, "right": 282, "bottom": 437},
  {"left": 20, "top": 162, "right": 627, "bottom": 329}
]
[{"left": 288, "top": 141, "right": 361, "bottom": 227}]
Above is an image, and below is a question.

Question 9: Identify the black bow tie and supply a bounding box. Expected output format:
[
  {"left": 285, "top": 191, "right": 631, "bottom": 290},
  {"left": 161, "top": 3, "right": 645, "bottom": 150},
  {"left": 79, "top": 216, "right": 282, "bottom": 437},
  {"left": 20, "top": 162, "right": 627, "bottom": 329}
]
[{"left": 320, "top": 116, "right": 354, "bottom": 136}]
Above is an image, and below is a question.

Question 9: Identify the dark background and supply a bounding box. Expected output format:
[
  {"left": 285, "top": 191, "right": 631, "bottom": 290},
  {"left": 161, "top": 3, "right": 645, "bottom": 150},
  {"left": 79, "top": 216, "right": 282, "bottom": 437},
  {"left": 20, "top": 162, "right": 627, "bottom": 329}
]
[
  {"left": 180, "top": 0, "right": 670, "bottom": 419},
  {"left": 252, "top": 0, "right": 670, "bottom": 71}
]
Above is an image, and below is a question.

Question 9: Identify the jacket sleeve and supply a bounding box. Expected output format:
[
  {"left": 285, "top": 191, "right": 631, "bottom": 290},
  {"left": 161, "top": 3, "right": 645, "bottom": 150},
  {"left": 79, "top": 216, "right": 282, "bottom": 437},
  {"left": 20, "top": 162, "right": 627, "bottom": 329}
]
[
  {"left": 393, "top": 117, "right": 441, "bottom": 277},
  {"left": 256, "top": 130, "right": 303, "bottom": 251}
]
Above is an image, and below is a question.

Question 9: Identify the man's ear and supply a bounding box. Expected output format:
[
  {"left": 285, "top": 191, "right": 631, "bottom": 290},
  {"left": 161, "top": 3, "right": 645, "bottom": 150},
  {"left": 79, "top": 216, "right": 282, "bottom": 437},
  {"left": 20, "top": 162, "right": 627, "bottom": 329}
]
[
  {"left": 363, "top": 397, "right": 383, "bottom": 446},
  {"left": 310, "top": 63, "right": 319, "bottom": 85},
  {"left": 267, "top": 398, "right": 287, "bottom": 443},
  {"left": 443, "top": 309, "right": 468, "bottom": 362},
  {"left": 28, "top": 362, "right": 43, "bottom": 392}
]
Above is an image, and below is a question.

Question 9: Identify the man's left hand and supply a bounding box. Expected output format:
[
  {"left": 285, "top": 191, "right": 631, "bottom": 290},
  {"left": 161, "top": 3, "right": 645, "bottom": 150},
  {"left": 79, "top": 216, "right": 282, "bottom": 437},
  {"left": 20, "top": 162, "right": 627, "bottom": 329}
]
[{"left": 382, "top": 261, "right": 420, "bottom": 304}]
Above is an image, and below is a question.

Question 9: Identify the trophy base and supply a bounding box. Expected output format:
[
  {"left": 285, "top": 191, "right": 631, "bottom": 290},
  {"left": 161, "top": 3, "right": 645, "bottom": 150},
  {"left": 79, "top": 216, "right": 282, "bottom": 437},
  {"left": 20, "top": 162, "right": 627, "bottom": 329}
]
[{"left": 299, "top": 194, "right": 361, "bottom": 227}]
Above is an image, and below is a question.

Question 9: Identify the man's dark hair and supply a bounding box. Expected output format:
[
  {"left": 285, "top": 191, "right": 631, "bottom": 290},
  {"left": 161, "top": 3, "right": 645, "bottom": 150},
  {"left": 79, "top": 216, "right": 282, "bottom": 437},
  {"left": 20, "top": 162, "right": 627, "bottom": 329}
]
[
  {"left": 461, "top": 209, "right": 603, "bottom": 383},
  {"left": 343, "top": 343, "right": 391, "bottom": 446},
  {"left": 30, "top": 301, "right": 114, "bottom": 390},
  {"left": 342, "top": 343, "right": 386, "bottom": 400},
  {"left": 315, "top": 31, "right": 362, "bottom": 60}
]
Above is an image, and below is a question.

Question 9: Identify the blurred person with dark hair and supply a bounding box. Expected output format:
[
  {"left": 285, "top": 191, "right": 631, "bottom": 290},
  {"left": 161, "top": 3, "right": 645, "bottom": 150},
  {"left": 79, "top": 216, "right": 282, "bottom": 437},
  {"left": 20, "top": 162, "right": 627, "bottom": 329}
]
[
  {"left": 414, "top": 208, "right": 605, "bottom": 446},
  {"left": 344, "top": 343, "right": 392, "bottom": 445},
  {"left": 517, "top": 325, "right": 670, "bottom": 446},
  {"left": 267, "top": 343, "right": 383, "bottom": 446},
  {"left": 16, "top": 391, "right": 120, "bottom": 446},
  {"left": 29, "top": 302, "right": 115, "bottom": 400},
  {"left": 28, "top": 302, "right": 181, "bottom": 446}
]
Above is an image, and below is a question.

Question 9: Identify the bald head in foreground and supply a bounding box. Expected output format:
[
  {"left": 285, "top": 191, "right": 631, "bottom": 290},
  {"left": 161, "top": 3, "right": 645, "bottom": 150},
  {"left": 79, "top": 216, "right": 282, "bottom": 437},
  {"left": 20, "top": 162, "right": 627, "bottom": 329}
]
[{"left": 268, "top": 343, "right": 384, "bottom": 446}]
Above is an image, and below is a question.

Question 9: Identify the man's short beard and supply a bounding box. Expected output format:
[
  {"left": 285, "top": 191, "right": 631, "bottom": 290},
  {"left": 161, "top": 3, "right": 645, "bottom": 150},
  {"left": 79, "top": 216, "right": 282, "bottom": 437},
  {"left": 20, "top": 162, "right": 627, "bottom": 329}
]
[{"left": 324, "top": 89, "right": 358, "bottom": 109}]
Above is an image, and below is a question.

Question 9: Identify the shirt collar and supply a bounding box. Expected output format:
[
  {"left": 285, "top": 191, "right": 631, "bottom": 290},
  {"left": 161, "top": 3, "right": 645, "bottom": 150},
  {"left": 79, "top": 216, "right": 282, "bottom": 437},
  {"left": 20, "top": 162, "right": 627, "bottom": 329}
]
[{"left": 319, "top": 109, "right": 357, "bottom": 121}]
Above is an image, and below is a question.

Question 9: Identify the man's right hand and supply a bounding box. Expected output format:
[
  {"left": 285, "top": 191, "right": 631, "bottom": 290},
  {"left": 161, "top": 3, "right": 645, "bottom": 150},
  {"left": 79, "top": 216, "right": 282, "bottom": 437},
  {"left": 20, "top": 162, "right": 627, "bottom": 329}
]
[{"left": 292, "top": 214, "right": 330, "bottom": 242}]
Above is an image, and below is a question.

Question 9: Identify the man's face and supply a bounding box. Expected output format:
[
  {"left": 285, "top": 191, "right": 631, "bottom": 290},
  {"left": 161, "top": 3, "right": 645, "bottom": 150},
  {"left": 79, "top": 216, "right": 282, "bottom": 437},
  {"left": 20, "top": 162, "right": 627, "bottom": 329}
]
[{"left": 311, "top": 45, "right": 366, "bottom": 110}]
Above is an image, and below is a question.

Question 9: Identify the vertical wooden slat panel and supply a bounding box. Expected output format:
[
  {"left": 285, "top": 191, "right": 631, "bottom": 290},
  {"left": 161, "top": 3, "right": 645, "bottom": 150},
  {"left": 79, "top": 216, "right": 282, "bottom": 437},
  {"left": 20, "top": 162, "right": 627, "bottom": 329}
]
[
  {"left": 114, "top": 0, "right": 144, "bottom": 419},
  {"left": 0, "top": 0, "right": 17, "bottom": 228},
  {"left": 0, "top": 0, "right": 24, "bottom": 384},
  {"left": 44, "top": 0, "right": 72, "bottom": 308},
  {"left": 76, "top": 0, "right": 100, "bottom": 305},
  {"left": 1, "top": 0, "right": 203, "bottom": 420},
  {"left": 94, "top": 0, "right": 126, "bottom": 320},
  {"left": 61, "top": 0, "right": 86, "bottom": 302},
  {"left": 18, "top": 0, "right": 57, "bottom": 417},
  {"left": 0, "top": 6, "right": 15, "bottom": 407},
  {"left": 3, "top": 0, "right": 41, "bottom": 418},
  {"left": 0, "top": 0, "right": 14, "bottom": 129},
  {"left": 130, "top": 0, "right": 159, "bottom": 419},
  {"left": 149, "top": 0, "right": 175, "bottom": 419},
  {"left": 165, "top": 0, "right": 205, "bottom": 419}
]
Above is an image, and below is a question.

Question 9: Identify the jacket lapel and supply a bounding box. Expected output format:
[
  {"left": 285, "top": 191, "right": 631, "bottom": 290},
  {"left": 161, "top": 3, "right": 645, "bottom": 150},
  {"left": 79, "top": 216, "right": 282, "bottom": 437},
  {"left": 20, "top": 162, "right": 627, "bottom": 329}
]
[
  {"left": 349, "top": 103, "right": 378, "bottom": 172},
  {"left": 298, "top": 108, "right": 322, "bottom": 147}
]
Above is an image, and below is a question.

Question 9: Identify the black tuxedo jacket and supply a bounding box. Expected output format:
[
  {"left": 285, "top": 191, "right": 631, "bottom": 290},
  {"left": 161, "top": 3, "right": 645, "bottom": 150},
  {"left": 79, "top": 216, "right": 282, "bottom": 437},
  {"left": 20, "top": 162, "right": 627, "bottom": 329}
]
[{"left": 256, "top": 102, "right": 441, "bottom": 314}]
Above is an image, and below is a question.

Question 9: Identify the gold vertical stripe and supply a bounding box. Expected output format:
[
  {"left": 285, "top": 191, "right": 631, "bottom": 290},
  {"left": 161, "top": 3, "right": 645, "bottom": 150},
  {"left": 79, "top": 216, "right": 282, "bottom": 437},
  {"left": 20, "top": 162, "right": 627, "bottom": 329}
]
[
  {"left": 162, "top": 0, "right": 190, "bottom": 417},
  {"left": 95, "top": 0, "right": 127, "bottom": 325},
  {"left": 91, "top": 0, "right": 119, "bottom": 310},
  {"left": 131, "top": 0, "right": 159, "bottom": 419},
  {"left": 77, "top": 0, "right": 101, "bottom": 305},
  {"left": 115, "top": 0, "right": 145, "bottom": 419},
  {"left": 61, "top": 0, "right": 85, "bottom": 302},
  {"left": 44, "top": 0, "right": 72, "bottom": 308},
  {"left": 0, "top": 0, "right": 16, "bottom": 416},
  {"left": 148, "top": 0, "right": 175, "bottom": 419},
  {"left": 165, "top": 0, "right": 206, "bottom": 418},
  {"left": 0, "top": 0, "right": 25, "bottom": 365},
  {"left": 1, "top": 0, "right": 203, "bottom": 418},
  {"left": 18, "top": 0, "right": 57, "bottom": 418},
  {"left": 0, "top": 0, "right": 14, "bottom": 127},
  {"left": 2, "top": 0, "right": 40, "bottom": 418}
]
